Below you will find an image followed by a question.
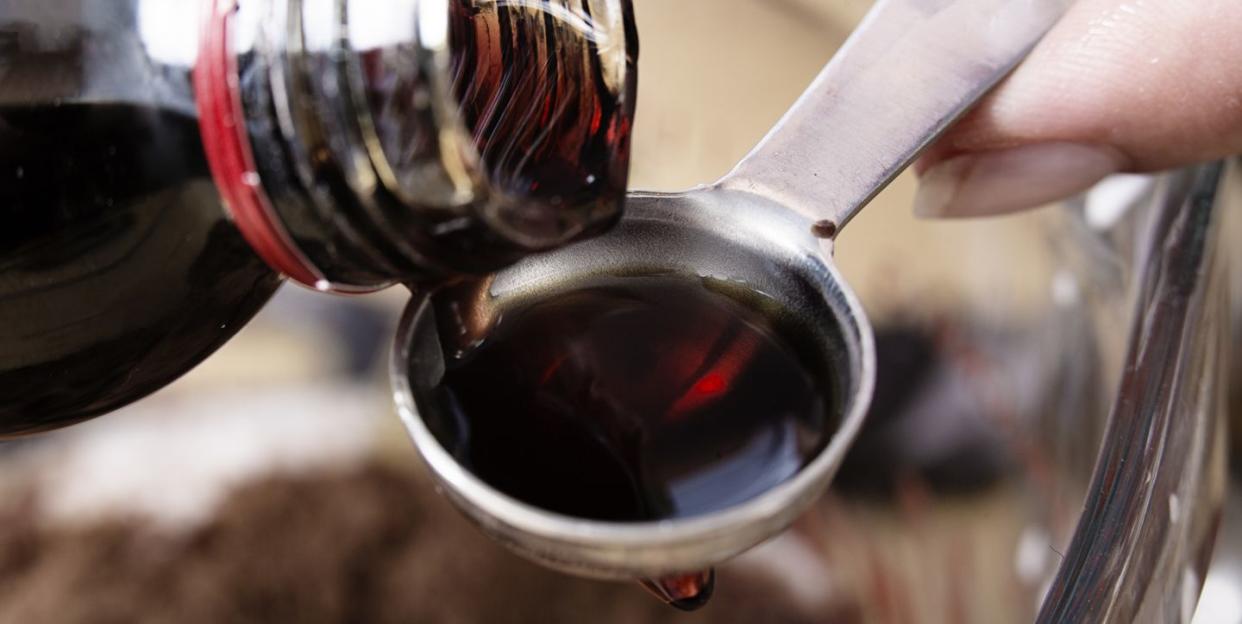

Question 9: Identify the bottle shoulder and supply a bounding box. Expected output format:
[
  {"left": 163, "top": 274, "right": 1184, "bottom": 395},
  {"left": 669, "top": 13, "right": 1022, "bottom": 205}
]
[{"left": 0, "top": 102, "right": 280, "bottom": 435}]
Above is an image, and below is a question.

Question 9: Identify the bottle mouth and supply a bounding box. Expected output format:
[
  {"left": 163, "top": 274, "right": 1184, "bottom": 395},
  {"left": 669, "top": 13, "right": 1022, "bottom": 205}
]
[{"left": 194, "top": 0, "right": 638, "bottom": 293}]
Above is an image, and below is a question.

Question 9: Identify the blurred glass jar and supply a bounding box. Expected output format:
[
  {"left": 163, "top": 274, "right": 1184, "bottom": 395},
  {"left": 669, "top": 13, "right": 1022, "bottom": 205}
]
[
  {"left": 1224, "top": 164, "right": 1242, "bottom": 463},
  {"left": 629, "top": 1, "right": 1228, "bottom": 621}
]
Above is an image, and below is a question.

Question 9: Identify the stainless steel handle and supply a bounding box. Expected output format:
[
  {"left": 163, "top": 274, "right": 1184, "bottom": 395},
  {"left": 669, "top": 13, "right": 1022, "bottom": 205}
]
[{"left": 720, "top": 0, "right": 1072, "bottom": 233}]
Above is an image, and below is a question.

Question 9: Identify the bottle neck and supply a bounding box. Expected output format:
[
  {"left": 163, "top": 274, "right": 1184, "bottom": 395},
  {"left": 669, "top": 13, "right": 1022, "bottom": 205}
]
[{"left": 195, "top": 0, "right": 638, "bottom": 293}]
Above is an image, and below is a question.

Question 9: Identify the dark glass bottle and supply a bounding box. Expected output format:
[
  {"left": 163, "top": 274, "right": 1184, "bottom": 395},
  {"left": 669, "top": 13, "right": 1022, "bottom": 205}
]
[{"left": 0, "top": 0, "right": 637, "bottom": 436}]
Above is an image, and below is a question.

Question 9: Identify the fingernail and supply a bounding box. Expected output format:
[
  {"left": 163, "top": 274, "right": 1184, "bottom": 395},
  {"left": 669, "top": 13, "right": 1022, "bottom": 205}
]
[{"left": 913, "top": 143, "right": 1127, "bottom": 218}]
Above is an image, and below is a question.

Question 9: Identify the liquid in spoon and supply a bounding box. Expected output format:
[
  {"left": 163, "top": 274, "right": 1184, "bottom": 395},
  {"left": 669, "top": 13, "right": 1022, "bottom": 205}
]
[{"left": 425, "top": 274, "right": 836, "bottom": 522}]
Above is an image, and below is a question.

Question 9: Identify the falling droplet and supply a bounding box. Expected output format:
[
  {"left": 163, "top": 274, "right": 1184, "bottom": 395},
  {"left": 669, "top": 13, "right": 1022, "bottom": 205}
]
[{"left": 639, "top": 569, "right": 716, "bottom": 611}]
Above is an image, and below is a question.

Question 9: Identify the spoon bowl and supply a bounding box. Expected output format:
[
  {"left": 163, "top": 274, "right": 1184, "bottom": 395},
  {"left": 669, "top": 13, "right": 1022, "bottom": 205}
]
[{"left": 393, "top": 187, "right": 872, "bottom": 578}]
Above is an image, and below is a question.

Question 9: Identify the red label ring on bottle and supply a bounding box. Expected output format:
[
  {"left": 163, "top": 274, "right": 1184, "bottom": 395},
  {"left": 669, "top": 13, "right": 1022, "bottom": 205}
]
[{"left": 194, "top": 0, "right": 324, "bottom": 290}]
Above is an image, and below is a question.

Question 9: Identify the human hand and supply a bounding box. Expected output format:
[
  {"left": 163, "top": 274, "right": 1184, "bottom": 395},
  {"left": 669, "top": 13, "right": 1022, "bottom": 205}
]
[{"left": 913, "top": 0, "right": 1242, "bottom": 218}]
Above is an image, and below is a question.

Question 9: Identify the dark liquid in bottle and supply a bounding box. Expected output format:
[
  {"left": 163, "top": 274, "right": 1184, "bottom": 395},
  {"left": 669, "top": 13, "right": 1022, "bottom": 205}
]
[
  {"left": 425, "top": 275, "right": 834, "bottom": 522},
  {"left": 0, "top": 103, "right": 280, "bottom": 435},
  {"left": 447, "top": 0, "right": 638, "bottom": 240}
]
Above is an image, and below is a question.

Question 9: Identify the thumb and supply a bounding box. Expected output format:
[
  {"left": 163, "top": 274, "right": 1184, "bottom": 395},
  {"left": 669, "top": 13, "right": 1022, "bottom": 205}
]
[{"left": 914, "top": 0, "right": 1242, "bottom": 218}]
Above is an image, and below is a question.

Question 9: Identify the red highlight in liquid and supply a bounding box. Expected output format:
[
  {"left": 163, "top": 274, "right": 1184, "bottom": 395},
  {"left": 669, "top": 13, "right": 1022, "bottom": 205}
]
[{"left": 669, "top": 332, "right": 760, "bottom": 417}]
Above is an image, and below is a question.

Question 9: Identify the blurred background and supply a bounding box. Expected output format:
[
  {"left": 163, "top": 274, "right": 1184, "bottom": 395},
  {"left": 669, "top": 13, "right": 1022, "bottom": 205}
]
[{"left": 0, "top": 1, "right": 1238, "bottom": 622}]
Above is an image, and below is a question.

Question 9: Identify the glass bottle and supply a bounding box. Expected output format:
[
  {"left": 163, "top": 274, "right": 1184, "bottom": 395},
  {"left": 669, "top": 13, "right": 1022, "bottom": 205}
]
[{"left": 0, "top": 0, "right": 638, "bottom": 435}]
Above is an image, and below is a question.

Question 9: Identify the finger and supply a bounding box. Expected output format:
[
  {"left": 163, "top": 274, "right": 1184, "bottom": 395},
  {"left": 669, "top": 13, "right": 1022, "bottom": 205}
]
[{"left": 913, "top": 0, "right": 1242, "bottom": 218}]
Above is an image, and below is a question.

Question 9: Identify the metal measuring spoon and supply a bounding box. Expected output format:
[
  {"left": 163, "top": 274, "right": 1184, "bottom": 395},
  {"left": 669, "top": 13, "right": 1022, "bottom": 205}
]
[{"left": 394, "top": 0, "right": 1073, "bottom": 590}]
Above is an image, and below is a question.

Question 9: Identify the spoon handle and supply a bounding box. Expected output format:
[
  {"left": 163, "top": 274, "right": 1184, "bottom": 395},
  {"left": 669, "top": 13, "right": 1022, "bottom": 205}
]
[{"left": 719, "top": 0, "right": 1072, "bottom": 233}]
